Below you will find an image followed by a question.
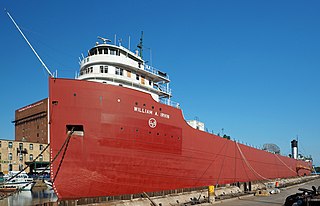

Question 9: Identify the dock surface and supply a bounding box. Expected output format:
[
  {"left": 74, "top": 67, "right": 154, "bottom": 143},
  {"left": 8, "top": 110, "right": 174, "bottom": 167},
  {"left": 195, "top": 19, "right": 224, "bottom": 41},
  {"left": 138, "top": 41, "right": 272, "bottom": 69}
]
[{"left": 213, "top": 177, "right": 320, "bottom": 206}]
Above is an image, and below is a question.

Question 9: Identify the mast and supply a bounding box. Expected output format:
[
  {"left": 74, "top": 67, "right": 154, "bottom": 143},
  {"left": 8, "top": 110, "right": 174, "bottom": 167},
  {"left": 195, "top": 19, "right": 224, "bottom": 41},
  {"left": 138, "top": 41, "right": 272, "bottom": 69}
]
[
  {"left": 137, "top": 31, "right": 144, "bottom": 58},
  {"left": 5, "top": 9, "right": 53, "bottom": 77}
]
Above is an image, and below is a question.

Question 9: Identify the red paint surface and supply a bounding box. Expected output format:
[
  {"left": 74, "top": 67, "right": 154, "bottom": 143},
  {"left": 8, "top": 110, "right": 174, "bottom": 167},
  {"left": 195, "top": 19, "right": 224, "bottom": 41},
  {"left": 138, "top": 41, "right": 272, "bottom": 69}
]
[{"left": 49, "top": 78, "right": 312, "bottom": 199}]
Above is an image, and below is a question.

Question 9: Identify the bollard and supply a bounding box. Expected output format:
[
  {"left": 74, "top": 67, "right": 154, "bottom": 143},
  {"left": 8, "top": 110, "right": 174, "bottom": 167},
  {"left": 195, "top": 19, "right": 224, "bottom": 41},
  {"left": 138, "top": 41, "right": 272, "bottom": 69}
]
[{"left": 208, "top": 185, "right": 215, "bottom": 203}]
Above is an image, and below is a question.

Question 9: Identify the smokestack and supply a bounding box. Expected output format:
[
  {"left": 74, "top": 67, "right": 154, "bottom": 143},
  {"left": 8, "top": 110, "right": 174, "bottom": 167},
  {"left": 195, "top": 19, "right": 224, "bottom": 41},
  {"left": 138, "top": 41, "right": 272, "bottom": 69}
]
[{"left": 291, "top": 140, "right": 298, "bottom": 159}]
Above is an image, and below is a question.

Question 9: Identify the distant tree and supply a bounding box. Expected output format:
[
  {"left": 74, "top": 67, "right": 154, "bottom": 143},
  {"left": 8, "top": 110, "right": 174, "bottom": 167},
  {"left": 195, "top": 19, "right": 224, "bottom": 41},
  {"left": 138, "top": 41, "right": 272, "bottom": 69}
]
[{"left": 223, "top": 134, "right": 231, "bottom": 140}]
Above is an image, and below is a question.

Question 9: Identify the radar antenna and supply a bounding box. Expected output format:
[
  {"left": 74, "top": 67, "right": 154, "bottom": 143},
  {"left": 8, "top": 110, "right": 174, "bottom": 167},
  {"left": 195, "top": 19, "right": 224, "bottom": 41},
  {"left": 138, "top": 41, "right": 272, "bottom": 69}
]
[
  {"left": 5, "top": 9, "right": 53, "bottom": 77},
  {"left": 97, "top": 36, "right": 111, "bottom": 44}
]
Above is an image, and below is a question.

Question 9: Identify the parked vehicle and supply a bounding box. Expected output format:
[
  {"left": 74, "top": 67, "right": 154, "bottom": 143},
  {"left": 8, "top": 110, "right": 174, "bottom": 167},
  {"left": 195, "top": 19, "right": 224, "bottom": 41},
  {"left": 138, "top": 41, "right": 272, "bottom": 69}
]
[{"left": 284, "top": 186, "right": 320, "bottom": 206}]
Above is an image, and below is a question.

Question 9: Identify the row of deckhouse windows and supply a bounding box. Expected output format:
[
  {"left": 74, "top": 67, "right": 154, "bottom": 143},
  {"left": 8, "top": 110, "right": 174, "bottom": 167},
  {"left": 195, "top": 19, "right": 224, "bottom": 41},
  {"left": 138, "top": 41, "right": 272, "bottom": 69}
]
[{"left": 82, "top": 65, "right": 153, "bottom": 86}]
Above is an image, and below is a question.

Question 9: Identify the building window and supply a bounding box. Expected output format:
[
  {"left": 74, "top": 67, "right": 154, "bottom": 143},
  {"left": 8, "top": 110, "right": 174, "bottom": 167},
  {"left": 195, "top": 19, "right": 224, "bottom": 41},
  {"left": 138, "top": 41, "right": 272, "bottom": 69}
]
[
  {"left": 29, "top": 154, "right": 33, "bottom": 161},
  {"left": 39, "top": 155, "right": 43, "bottom": 162},
  {"left": 37, "top": 133, "right": 39, "bottom": 137},
  {"left": 8, "top": 142, "right": 12, "bottom": 149},
  {"left": 0, "top": 141, "right": 1, "bottom": 147},
  {"left": 19, "top": 143, "right": 23, "bottom": 150},
  {"left": 0, "top": 153, "right": 1, "bottom": 160},
  {"left": 19, "top": 154, "right": 23, "bottom": 161},
  {"left": 8, "top": 164, "right": 12, "bottom": 171},
  {"left": 8, "top": 153, "right": 12, "bottom": 160},
  {"left": 40, "top": 145, "right": 43, "bottom": 150},
  {"left": 30, "top": 144, "right": 33, "bottom": 150},
  {"left": 19, "top": 164, "right": 23, "bottom": 171}
]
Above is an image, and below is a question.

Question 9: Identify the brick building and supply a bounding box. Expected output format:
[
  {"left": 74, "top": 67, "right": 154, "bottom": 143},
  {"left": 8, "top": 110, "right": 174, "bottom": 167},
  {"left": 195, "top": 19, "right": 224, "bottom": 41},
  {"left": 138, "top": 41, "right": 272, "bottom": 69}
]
[
  {"left": 0, "top": 139, "right": 49, "bottom": 174},
  {"left": 14, "top": 98, "right": 48, "bottom": 144}
]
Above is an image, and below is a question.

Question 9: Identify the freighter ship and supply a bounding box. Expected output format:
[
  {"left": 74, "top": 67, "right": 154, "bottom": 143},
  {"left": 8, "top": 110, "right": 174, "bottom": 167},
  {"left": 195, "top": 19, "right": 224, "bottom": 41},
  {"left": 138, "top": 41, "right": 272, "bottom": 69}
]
[{"left": 49, "top": 36, "right": 312, "bottom": 199}]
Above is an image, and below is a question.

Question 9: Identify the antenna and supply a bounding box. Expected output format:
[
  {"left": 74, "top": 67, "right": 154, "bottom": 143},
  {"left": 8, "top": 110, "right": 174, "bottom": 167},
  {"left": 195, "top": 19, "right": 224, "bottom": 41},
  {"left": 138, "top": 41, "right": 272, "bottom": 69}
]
[
  {"left": 97, "top": 36, "right": 111, "bottom": 44},
  {"left": 5, "top": 9, "right": 53, "bottom": 77},
  {"left": 137, "top": 31, "right": 144, "bottom": 58},
  {"left": 128, "top": 36, "right": 131, "bottom": 50}
]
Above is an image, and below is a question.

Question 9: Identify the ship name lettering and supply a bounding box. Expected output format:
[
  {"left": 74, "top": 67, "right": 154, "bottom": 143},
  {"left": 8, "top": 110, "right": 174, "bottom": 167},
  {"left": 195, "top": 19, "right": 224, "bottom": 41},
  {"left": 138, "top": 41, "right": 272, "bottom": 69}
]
[
  {"left": 133, "top": 106, "right": 170, "bottom": 119},
  {"left": 160, "top": 113, "right": 170, "bottom": 119},
  {"left": 133, "top": 106, "right": 153, "bottom": 115}
]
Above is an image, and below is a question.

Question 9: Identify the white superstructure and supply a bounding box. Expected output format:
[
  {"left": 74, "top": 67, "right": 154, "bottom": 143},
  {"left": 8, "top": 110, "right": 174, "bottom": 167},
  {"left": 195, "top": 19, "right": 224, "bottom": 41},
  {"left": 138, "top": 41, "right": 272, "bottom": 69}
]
[
  {"left": 187, "top": 120, "right": 205, "bottom": 131},
  {"left": 77, "top": 37, "right": 177, "bottom": 107}
]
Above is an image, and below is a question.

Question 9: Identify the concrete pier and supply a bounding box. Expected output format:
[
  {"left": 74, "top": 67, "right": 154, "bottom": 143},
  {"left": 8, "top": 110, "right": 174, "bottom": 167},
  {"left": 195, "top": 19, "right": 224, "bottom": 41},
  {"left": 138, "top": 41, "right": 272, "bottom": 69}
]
[{"left": 56, "top": 175, "right": 319, "bottom": 206}]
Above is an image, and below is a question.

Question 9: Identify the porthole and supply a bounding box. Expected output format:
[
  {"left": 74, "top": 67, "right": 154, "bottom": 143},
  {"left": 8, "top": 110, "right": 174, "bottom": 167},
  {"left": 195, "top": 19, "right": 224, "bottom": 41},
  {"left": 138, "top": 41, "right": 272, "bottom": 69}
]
[
  {"left": 159, "top": 108, "right": 162, "bottom": 111},
  {"left": 143, "top": 103, "right": 146, "bottom": 107},
  {"left": 157, "top": 133, "right": 160, "bottom": 136},
  {"left": 120, "top": 127, "right": 124, "bottom": 131},
  {"left": 135, "top": 102, "right": 138, "bottom": 105},
  {"left": 171, "top": 135, "right": 173, "bottom": 138},
  {"left": 152, "top": 106, "right": 155, "bottom": 109},
  {"left": 136, "top": 129, "right": 139, "bottom": 132},
  {"left": 149, "top": 131, "right": 152, "bottom": 134}
]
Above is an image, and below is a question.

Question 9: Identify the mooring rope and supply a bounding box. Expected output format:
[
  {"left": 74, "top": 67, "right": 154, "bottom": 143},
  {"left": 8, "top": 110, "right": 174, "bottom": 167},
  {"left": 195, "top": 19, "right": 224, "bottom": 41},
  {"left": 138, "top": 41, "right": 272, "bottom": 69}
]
[
  {"left": 52, "top": 129, "right": 74, "bottom": 183},
  {"left": 235, "top": 142, "right": 272, "bottom": 181},
  {"left": 273, "top": 153, "right": 297, "bottom": 174},
  {"left": 0, "top": 129, "right": 74, "bottom": 200}
]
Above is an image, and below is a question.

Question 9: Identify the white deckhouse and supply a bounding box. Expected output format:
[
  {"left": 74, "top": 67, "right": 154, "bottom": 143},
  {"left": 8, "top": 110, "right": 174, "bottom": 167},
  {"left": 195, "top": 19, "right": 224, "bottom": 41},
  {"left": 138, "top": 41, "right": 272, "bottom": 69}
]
[{"left": 77, "top": 37, "right": 176, "bottom": 107}]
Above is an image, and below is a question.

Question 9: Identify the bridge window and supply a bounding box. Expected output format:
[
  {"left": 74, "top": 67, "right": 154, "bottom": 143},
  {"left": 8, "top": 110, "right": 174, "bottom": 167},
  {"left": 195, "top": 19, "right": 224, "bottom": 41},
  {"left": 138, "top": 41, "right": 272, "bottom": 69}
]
[
  {"left": 115, "top": 67, "right": 123, "bottom": 75},
  {"left": 110, "top": 49, "right": 116, "bottom": 55},
  {"left": 104, "top": 48, "right": 108, "bottom": 54},
  {"left": 136, "top": 74, "right": 140, "bottom": 80},
  {"left": 100, "top": 65, "right": 108, "bottom": 73},
  {"left": 127, "top": 70, "right": 131, "bottom": 78}
]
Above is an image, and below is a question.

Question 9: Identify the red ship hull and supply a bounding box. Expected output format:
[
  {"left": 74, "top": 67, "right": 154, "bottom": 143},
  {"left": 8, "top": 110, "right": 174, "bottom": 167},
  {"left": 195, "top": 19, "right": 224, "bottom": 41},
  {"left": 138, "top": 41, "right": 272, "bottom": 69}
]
[{"left": 49, "top": 78, "right": 311, "bottom": 199}]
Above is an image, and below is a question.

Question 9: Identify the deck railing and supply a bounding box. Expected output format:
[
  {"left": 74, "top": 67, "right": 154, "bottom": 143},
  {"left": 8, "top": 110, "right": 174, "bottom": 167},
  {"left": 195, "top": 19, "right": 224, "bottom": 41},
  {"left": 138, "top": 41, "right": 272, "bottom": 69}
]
[
  {"left": 144, "top": 64, "right": 169, "bottom": 80},
  {"left": 160, "top": 98, "right": 180, "bottom": 108}
]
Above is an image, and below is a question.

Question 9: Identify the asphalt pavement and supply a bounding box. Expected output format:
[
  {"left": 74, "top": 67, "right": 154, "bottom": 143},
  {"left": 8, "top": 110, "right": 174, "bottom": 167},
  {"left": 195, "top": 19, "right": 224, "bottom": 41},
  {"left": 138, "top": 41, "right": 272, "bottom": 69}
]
[{"left": 212, "top": 177, "right": 320, "bottom": 206}]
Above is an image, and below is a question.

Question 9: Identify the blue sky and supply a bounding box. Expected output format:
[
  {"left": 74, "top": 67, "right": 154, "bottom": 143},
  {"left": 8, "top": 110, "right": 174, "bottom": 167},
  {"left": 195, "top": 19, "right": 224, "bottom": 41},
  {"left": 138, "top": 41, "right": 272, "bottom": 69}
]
[{"left": 0, "top": 1, "right": 319, "bottom": 165}]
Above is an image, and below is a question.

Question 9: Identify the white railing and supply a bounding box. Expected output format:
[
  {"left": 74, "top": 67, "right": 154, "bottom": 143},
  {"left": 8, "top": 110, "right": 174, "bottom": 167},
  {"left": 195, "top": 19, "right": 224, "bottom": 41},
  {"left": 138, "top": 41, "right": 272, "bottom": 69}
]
[
  {"left": 155, "top": 83, "right": 171, "bottom": 95},
  {"left": 144, "top": 64, "right": 169, "bottom": 80},
  {"left": 160, "top": 98, "right": 180, "bottom": 108}
]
